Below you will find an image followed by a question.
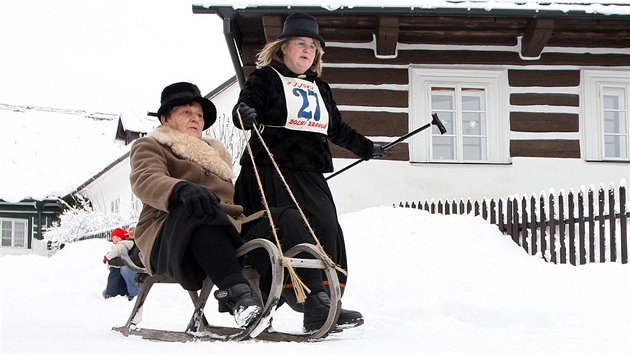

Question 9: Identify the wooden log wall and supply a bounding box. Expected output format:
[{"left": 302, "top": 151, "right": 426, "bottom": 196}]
[
  {"left": 235, "top": 14, "right": 630, "bottom": 162},
  {"left": 508, "top": 69, "right": 581, "bottom": 158}
]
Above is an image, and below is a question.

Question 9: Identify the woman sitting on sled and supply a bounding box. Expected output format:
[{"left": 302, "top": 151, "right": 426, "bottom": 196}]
[{"left": 129, "top": 82, "right": 363, "bottom": 331}]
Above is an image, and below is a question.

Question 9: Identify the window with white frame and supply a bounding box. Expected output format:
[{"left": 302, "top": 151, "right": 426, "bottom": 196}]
[
  {"left": 604, "top": 88, "right": 628, "bottom": 158},
  {"left": 110, "top": 198, "right": 120, "bottom": 214},
  {"left": 409, "top": 67, "right": 509, "bottom": 163},
  {"left": 1, "top": 218, "right": 27, "bottom": 248},
  {"left": 583, "top": 70, "right": 630, "bottom": 161}
]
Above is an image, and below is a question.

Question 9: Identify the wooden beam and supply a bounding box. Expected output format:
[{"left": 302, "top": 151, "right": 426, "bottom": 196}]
[
  {"left": 321, "top": 67, "right": 408, "bottom": 85},
  {"left": 324, "top": 47, "right": 629, "bottom": 66},
  {"left": 376, "top": 16, "right": 399, "bottom": 56},
  {"left": 510, "top": 112, "right": 579, "bottom": 133},
  {"left": 262, "top": 15, "right": 283, "bottom": 44},
  {"left": 508, "top": 69, "right": 580, "bottom": 87},
  {"left": 341, "top": 111, "right": 409, "bottom": 137},
  {"left": 509, "top": 93, "right": 579, "bottom": 107},
  {"left": 510, "top": 139, "right": 580, "bottom": 158},
  {"left": 332, "top": 88, "right": 408, "bottom": 108},
  {"left": 331, "top": 143, "right": 408, "bottom": 161},
  {"left": 521, "top": 19, "right": 554, "bottom": 58}
]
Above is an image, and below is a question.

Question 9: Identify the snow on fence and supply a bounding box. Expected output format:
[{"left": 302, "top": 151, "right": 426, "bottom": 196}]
[{"left": 398, "top": 181, "right": 629, "bottom": 265}]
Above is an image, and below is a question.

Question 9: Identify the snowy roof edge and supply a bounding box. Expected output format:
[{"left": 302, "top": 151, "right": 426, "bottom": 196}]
[
  {"left": 74, "top": 150, "right": 131, "bottom": 197},
  {"left": 193, "top": 2, "right": 630, "bottom": 17}
]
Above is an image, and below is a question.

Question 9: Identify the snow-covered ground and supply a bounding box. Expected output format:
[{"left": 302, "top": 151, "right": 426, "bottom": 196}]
[{"left": 1, "top": 207, "right": 628, "bottom": 353}]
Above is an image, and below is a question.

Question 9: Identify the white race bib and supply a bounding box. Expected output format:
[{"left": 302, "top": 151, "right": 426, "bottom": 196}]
[{"left": 275, "top": 69, "right": 329, "bottom": 134}]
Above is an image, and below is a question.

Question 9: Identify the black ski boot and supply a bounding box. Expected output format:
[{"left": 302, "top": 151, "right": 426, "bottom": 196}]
[
  {"left": 214, "top": 283, "right": 263, "bottom": 327},
  {"left": 302, "top": 292, "right": 364, "bottom": 332}
]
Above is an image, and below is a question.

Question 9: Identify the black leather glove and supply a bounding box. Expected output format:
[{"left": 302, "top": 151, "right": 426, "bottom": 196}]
[
  {"left": 172, "top": 181, "right": 220, "bottom": 217},
  {"left": 234, "top": 102, "right": 258, "bottom": 129},
  {"left": 372, "top": 144, "right": 388, "bottom": 159}
]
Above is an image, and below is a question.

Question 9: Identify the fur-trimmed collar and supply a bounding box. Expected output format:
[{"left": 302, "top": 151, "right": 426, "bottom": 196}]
[{"left": 149, "top": 126, "right": 235, "bottom": 181}]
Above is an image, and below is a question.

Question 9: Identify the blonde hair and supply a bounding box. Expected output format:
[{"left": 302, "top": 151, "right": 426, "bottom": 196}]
[{"left": 255, "top": 37, "right": 324, "bottom": 76}]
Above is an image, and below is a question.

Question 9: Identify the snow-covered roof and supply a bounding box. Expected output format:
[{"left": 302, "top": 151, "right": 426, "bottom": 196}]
[
  {"left": 195, "top": 0, "right": 630, "bottom": 16},
  {"left": 119, "top": 111, "right": 160, "bottom": 133},
  {"left": 0, "top": 104, "right": 132, "bottom": 203}
]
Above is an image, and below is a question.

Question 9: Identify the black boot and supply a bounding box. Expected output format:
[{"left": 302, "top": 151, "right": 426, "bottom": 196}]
[
  {"left": 214, "top": 283, "right": 263, "bottom": 327},
  {"left": 302, "top": 292, "right": 364, "bottom": 332}
]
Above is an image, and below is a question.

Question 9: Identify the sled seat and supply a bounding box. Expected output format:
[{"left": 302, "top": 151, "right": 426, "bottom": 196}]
[{"left": 112, "top": 238, "right": 342, "bottom": 342}]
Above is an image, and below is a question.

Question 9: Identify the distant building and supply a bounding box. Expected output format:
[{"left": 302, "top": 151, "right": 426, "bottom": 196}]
[{"left": 0, "top": 105, "right": 156, "bottom": 255}]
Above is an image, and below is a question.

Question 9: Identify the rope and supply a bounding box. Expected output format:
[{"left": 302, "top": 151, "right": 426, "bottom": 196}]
[
  {"left": 236, "top": 112, "right": 310, "bottom": 302},
  {"left": 247, "top": 124, "right": 347, "bottom": 277}
]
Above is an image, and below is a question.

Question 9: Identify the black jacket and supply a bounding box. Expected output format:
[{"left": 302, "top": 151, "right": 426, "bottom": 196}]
[{"left": 233, "top": 62, "right": 373, "bottom": 173}]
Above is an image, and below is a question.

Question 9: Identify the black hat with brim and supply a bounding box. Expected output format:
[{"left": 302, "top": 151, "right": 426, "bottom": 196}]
[
  {"left": 277, "top": 12, "right": 325, "bottom": 48},
  {"left": 157, "top": 82, "right": 217, "bottom": 131}
]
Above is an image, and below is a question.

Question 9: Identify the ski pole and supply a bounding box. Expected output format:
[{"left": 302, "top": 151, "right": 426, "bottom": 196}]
[{"left": 326, "top": 113, "right": 447, "bottom": 180}]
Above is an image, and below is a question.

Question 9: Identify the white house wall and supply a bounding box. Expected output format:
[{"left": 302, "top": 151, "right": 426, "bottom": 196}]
[
  {"left": 78, "top": 157, "right": 135, "bottom": 220},
  {"left": 328, "top": 157, "right": 630, "bottom": 213}
]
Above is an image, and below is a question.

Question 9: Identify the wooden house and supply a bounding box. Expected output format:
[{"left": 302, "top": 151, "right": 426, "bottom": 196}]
[
  {"left": 0, "top": 198, "right": 61, "bottom": 255},
  {"left": 193, "top": 2, "right": 630, "bottom": 212}
]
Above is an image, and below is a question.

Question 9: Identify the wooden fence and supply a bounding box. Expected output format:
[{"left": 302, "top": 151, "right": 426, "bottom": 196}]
[{"left": 398, "top": 182, "right": 629, "bottom": 265}]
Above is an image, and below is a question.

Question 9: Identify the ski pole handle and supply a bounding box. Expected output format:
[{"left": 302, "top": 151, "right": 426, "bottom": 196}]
[{"left": 432, "top": 113, "right": 447, "bottom": 135}]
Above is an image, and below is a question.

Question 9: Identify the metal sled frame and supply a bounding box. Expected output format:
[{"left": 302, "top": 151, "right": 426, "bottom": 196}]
[{"left": 112, "top": 238, "right": 342, "bottom": 342}]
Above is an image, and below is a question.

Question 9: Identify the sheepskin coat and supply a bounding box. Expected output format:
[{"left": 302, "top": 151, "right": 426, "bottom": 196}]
[{"left": 129, "top": 125, "right": 245, "bottom": 274}]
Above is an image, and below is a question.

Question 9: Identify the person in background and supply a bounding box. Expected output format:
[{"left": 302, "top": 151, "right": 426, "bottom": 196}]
[
  {"left": 127, "top": 223, "right": 137, "bottom": 239},
  {"left": 232, "top": 12, "right": 383, "bottom": 329},
  {"left": 102, "top": 228, "right": 130, "bottom": 299},
  {"left": 119, "top": 223, "right": 140, "bottom": 299}
]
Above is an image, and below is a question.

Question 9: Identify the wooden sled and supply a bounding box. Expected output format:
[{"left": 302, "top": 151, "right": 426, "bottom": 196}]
[{"left": 112, "top": 238, "right": 342, "bottom": 342}]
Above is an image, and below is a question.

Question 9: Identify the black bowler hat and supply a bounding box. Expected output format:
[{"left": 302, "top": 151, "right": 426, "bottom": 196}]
[
  {"left": 157, "top": 82, "right": 217, "bottom": 130},
  {"left": 277, "top": 12, "right": 325, "bottom": 48}
]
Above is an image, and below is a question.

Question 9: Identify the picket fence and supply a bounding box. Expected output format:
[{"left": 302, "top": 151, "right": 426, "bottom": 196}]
[{"left": 398, "top": 181, "right": 629, "bottom": 265}]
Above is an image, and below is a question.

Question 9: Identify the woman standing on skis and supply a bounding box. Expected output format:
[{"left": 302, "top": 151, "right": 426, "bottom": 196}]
[{"left": 232, "top": 12, "right": 386, "bottom": 329}]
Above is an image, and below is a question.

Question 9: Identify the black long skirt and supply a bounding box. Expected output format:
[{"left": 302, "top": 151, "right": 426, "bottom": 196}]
[{"left": 150, "top": 203, "right": 243, "bottom": 291}]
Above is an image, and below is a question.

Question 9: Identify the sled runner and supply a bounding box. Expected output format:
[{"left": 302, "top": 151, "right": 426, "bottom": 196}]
[{"left": 112, "top": 238, "right": 342, "bottom": 342}]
